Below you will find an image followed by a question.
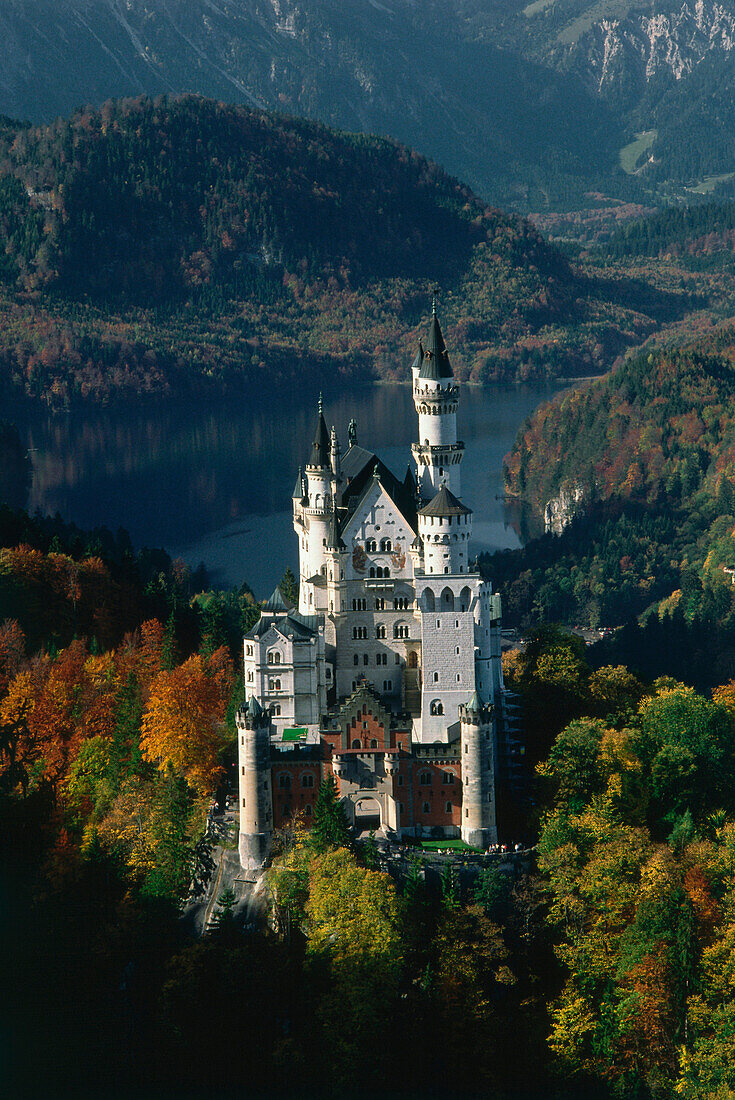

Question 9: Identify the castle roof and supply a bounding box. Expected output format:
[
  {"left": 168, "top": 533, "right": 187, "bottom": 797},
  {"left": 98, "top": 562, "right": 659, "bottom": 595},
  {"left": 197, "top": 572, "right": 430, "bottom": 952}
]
[
  {"left": 309, "top": 395, "right": 330, "bottom": 467},
  {"left": 411, "top": 340, "right": 424, "bottom": 371},
  {"left": 292, "top": 466, "right": 305, "bottom": 500},
  {"left": 418, "top": 484, "right": 472, "bottom": 518},
  {"left": 245, "top": 608, "right": 319, "bottom": 642},
  {"left": 326, "top": 505, "right": 346, "bottom": 551},
  {"left": 419, "top": 308, "right": 452, "bottom": 380},
  {"left": 341, "top": 456, "right": 418, "bottom": 534},
  {"left": 465, "top": 690, "right": 484, "bottom": 716},
  {"left": 262, "top": 586, "right": 291, "bottom": 613},
  {"left": 246, "top": 695, "right": 265, "bottom": 718}
]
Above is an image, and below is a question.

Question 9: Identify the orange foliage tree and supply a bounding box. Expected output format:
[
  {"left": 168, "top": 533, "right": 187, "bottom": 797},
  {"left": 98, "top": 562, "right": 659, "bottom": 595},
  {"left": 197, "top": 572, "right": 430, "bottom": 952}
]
[{"left": 140, "top": 646, "right": 233, "bottom": 797}]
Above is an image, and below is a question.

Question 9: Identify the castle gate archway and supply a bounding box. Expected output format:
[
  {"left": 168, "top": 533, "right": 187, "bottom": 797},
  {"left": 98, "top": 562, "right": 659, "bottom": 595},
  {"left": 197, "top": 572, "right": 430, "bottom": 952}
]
[{"left": 353, "top": 796, "right": 381, "bottom": 833}]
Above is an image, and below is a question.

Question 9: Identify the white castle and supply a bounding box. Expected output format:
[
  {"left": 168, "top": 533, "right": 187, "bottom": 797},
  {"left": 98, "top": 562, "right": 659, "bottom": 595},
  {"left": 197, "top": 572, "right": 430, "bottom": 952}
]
[{"left": 237, "top": 307, "right": 522, "bottom": 870}]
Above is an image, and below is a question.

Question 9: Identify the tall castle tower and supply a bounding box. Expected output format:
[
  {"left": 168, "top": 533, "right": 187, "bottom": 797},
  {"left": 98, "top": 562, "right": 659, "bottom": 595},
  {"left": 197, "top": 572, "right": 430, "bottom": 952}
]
[
  {"left": 459, "top": 691, "right": 496, "bottom": 848},
  {"left": 298, "top": 395, "right": 333, "bottom": 613},
  {"left": 411, "top": 303, "right": 464, "bottom": 499},
  {"left": 236, "top": 696, "right": 274, "bottom": 872}
]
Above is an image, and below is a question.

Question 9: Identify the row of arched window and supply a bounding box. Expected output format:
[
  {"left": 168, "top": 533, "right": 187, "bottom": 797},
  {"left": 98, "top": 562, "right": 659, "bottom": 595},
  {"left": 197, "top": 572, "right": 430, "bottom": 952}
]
[
  {"left": 369, "top": 566, "right": 390, "bottom": 578},
  {"left": 278, "top": 773, "right": 314, "bottom": 789},
  {"left": 421, "top": 586, "right": 472, "bottom": 611},
  {"left": 365, "top": 538, "right": 393, "bottom": 553}
]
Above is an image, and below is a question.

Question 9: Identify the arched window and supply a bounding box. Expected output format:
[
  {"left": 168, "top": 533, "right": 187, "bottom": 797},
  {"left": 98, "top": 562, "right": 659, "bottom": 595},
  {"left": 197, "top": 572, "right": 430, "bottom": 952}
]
[
  {"left": 423, "top": 589, "right": 435, "bottom": 611},
  {"left": 278, "top": 774, "right": 291, "bottom": 789},
  {"left": 376, "top": 624, "right": 386, "bottom": 639},
  {"left": 267, "top": 650, "right": 281, "bottom": 664},
  {"left": 380, "top": 538, "right": 392, "bottom": 552},
  {"left": 442, "top": 771, "right": 454, "bottom": 784},
  {"left": 370, "top": 739, "right": 378, "bottom": 749},
  {"left": 353, "top": 654, "right": 359, "bottom": 666},
  {"left": 422, "top": 801, "right": 430, "bottom": 814},
  {"left": 445, "top": 801, "right": 452, "bottom": 814},
  {"left": 441, "top": 587, "right": 454, "bottom": 610},
  {"left": 419, "top": 771, "right": 432, "bottom": 785},
  {"left": 369, "top": 567, "right": 375, "bottom": 578},
  {"left": 272, "top": 704, "right": 281, "bottom": 716},
  {"left": 460, "top": 586, "right": 471, "bottom": 612},
  {"left": 363, "top": 653, "right": 369, "bottom": 665},
  {"left": 352, "top": 738, "right": 361, "bottom": 749},
  {"left": 301, "top": 774, "right": 315, "bottom": 788},
  {"left": 366, "top": 538, "right": 377, "bottom": 553},
  {"left": 429, "top": 699, "right": 443, "bottom": 716}
]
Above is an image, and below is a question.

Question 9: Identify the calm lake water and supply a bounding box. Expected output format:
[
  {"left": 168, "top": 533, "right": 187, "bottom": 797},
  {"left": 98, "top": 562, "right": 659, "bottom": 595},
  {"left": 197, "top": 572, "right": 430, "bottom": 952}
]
[{"left": 15, "top": 383, "right": 557, "bottom": 597}]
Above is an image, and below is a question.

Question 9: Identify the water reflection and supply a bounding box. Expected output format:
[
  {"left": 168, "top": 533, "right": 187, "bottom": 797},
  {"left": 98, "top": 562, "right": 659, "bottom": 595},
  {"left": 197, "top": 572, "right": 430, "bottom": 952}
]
[{"left": 15, "top": 383, "right": 556, "bottom": 595}]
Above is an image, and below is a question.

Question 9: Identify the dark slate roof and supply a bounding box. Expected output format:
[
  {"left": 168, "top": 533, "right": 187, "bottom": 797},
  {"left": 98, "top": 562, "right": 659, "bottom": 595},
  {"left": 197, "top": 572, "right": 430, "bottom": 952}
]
[
  {"left": 411, "top": 340, "right": 424, "bottom": 371},
  {"left": 340, "top": 443, "right": 376, "bottom": 485},
  {"left": 292, "top": 467, "right": 304, "bottom": 499},
  {"left": 309, "top": 397, "right": 330, "bottom": 467},
  {"left": 418, "top": 485, "right": 472, "bottom": 517},
  {"left": 341, "top": 455, "right": 418, "bottom": 534},
  {"left": 326, "top": 506, "right": 346, "bottom": 551},
  {"left": 419, "top": 310, "right": 453, "bottom": 380},
  {"left": 245, "top": 610, "right": 318, "bottom": 642},
  {"left": 465, "top": 690, "right": 484, "bottom": 716},
  {"left": 262, "top": 586, "right": 291, "bottom": 612},
  {"left": 246, "top": 695, "right": 265, "bottom": 718}
]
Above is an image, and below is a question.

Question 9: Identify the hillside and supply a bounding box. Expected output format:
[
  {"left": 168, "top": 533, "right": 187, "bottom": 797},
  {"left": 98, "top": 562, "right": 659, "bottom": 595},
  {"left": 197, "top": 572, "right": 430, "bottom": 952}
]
[
  {"left": 490, "top": 335, "right": 735, "bottom": 667},
  {"left": 0, "top": 95, "right": 664, "bottom": 406},
  {"left": 0, "top": 0, "right": 628, "bottom": 212},
  {"left": 504, "top": 338, "right": 735, "bottom": 516},
  {"left": 1, "top": 2, "right": 735, "bottom": 212}
]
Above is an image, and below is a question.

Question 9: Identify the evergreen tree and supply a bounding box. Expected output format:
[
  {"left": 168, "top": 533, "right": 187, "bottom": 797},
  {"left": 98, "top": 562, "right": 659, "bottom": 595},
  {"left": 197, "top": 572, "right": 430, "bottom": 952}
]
[
  {"left": 279, "top": 567, "right": 298, "bottom": 607},
  {"left": 311, "top": 774, "right": 351, "bottom": 852}
]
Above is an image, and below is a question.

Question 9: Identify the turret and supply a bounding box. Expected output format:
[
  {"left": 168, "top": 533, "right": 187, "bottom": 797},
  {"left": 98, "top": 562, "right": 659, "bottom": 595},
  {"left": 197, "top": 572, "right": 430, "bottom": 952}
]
[
  {"left": 417, "top": 484, "right": 472, "bottom": 575},
  {"left": 459, "top": 691, "right": 497, "bottom": 848},
  {"left": 330, "top": 424, "right": 341, "bottom": 481},
  {"left": 301, "top": 395, "right": 333, "bottom": 597},
  {"left": 237, "top": 696, "right": 274, "bottom": 872},
  {"left": 411, "top": 303, "right": 464, "bottom": 498}
]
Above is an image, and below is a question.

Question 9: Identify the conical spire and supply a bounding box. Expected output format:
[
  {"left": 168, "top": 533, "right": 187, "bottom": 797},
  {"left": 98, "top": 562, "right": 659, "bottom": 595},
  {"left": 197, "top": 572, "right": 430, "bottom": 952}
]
[
  {"left": 263, "top": 586, "right": 290, "bottom": 612},
  {"left": 411, "top": 339, "right": 424, "bottom": 371},
  {"left": 246, "top": 695, "right": 265, "bottom": 718},
  {"left": 292, "top": 465, "right": 304, "bottom": 499},
  {"left": 419, "top": 307, "right": 452, "bottom": 380},
  {"left": 310, "top": 393, "right": 330, "bottom": 467},
  {"left": 465, "top": 690, "right": 484, "bottom": 716},
  {"left": 325, "top": 503, "right": 346, "bottom": 551}
]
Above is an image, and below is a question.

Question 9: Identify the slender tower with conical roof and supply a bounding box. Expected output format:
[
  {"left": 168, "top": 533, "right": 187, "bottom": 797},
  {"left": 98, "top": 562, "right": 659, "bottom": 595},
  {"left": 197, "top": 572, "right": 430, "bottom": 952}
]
[
  {"left": 411, "top": 302, "right": 464, "bottom": 499},
  {"left": 300, "top": 394, "right": 333, "bottom": 610}
]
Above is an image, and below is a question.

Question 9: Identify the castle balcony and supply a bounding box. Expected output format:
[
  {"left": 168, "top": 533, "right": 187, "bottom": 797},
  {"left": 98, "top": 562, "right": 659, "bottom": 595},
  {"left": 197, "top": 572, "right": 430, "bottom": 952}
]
[{"left": 364, "top": 577, "right": 395, "bottom": 590}]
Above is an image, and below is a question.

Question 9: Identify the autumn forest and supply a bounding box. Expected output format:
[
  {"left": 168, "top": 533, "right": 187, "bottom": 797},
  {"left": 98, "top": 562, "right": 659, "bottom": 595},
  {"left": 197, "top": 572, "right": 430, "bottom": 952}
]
[{"left": 7, "top": 89, "right": 735, "bottom": 1100}]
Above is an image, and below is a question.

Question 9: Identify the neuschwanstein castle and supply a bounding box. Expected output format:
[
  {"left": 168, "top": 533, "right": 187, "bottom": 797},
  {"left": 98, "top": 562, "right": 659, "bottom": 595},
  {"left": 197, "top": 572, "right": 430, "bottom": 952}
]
[{"left": 236, "top": 308, "right": 522, "bottom": 871}]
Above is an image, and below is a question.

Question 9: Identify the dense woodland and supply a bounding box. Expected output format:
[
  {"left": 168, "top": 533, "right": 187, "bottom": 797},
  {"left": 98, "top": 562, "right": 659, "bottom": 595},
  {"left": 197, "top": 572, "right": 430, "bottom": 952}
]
[
  {"left": 0, "top": 94, "right": 677, "bottom": 407},
  {"left": 6, "top": 485, "right": 735, "bottom": 1096}
]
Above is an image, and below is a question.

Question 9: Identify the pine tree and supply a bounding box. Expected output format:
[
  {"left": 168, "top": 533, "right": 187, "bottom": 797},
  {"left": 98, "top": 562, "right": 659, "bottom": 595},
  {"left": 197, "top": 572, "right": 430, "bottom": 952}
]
[
  {"left": 279, "top": 566, "right": 298, "bottom": 607},
  {"left": 311, "top": 774, "right": 351, "bottom": 852}
]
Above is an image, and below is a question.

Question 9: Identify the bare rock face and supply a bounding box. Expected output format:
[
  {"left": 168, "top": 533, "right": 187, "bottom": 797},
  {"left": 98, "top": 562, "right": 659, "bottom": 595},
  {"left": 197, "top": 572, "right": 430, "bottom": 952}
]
[
  {"left": 558, "top": 1, "right": 735, "bottom": 101},
  {"left": 544, "top": 481, "right": 586, "bottom": 535}
]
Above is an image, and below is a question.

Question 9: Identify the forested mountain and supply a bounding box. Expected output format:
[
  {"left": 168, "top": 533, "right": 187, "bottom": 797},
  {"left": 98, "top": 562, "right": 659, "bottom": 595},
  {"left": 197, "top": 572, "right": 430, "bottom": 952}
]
[
  {"left": 484, "top": 334, "right": 735, "bottom": 686},
  {"left": 0, "top": 0, "right": 629, "bottom": 212},
  {"left": 0, "top": 95, "right": 662, "bottom": 405},
  {"left": 1, "top": 1, "right": 734, "bottom": 211}
]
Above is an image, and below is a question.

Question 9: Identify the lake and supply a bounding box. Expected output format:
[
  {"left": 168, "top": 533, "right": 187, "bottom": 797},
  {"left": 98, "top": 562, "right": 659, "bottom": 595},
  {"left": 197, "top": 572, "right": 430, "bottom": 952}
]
[{"left": 15, "top": 383, "right": 557, "bottom": 597}]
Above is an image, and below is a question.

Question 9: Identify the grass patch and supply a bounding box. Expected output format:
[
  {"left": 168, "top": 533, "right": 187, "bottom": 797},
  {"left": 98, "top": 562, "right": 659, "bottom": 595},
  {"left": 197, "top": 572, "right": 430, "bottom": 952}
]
[
  {"left": 523, "top": 0, "right": 557, "bottom": 17},
  {"left": 619, "top": 130, "right": 657, "bottom": 174},
  {"left": 686, "top": 172, "right": 735, "bottom": 195}
]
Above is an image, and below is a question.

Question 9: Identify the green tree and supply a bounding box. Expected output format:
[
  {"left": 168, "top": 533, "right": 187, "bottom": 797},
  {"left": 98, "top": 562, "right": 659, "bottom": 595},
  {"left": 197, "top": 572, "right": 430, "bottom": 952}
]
[{"left": 310, "top": 775, "right": 350, "bottom": 853}]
